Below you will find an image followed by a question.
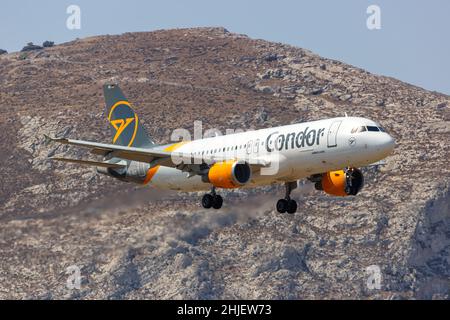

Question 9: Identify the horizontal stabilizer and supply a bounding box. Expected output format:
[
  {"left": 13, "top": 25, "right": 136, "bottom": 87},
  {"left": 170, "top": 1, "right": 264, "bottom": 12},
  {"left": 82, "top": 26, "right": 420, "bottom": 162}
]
[
  {"left": 50, "top": 157, "right": 126, "bottom": 169},
  {"left": 44, "top": 135, "right": 170, "bottom": 163}
]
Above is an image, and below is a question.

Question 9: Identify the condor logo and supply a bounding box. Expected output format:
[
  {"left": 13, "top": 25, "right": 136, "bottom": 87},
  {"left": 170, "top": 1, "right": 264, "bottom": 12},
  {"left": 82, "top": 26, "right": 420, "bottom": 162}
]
[
  {"left": 266, "top": 127, "right": 326, "bottom": 152},
  {"left": 108, "top": 101, "right": 139, "bottom": 147}
]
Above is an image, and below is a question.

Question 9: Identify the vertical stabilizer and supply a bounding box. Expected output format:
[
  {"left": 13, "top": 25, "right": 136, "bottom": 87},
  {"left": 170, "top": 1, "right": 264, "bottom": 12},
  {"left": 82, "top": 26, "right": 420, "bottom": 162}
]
[{"left": 103, "top": 84, "right": 155, "bottom": 148}]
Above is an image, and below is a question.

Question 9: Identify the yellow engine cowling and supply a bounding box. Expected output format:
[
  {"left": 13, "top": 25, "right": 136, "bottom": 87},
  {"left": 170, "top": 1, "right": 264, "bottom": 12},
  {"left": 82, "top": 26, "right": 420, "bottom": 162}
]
[
  {"left": 207, "top": 161, "right": 251, "bottom": 189},
  {"left": 321, "top": 168, "right": 364, "bottom": 196}
]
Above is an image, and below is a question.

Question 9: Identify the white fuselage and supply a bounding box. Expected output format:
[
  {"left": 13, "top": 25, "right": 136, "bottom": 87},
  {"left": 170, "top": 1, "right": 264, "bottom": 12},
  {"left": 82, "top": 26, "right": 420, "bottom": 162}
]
[{"left": 147, "top": 117, "right": 395, "bottom": 191}]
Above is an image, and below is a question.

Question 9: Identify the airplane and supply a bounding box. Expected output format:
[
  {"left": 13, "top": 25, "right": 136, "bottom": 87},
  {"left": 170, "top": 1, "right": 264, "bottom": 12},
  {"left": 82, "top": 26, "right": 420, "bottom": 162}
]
[{"left": 46, "top": 84, "right": 395, "bottom": 214}]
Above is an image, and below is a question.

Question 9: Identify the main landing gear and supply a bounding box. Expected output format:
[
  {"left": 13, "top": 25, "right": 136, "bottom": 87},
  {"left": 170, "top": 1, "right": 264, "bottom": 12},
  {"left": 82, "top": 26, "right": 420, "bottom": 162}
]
[
  {"left": 276, "top": 181, "right": 298, "bottom": 214},
  {"left": 201, "top": 183, "right": 298, "bottom": 213},
  {"left": 201, "top": 187, "right": 223, "bottom": 209}
]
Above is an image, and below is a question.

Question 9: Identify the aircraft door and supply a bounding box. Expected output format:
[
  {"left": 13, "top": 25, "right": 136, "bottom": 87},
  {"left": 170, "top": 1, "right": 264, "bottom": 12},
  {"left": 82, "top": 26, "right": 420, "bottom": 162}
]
[
  {"left": 327, "top": 120, "right": 342, "bottom": 147},
  {"left": 253, "top": 139, "right": 260, "bottom": 154},
  {"left": 246, "top": 141, "right": 253, "bottom": 154}
]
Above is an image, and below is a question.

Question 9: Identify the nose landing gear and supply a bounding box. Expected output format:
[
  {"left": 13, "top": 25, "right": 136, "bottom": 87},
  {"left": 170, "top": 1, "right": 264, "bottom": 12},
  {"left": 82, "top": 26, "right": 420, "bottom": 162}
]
[
  {"left": 276, "top": 181, "right": 298, "bottom": 214},
  {"left": 201, "top": 187, "right": 223, "bottom": 209}
]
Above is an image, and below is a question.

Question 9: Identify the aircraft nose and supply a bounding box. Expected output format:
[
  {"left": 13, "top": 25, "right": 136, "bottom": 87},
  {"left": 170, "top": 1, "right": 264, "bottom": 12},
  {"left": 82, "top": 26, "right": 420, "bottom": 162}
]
[{"left": 379, "top": 134, "right": 395, "bottom": 154}]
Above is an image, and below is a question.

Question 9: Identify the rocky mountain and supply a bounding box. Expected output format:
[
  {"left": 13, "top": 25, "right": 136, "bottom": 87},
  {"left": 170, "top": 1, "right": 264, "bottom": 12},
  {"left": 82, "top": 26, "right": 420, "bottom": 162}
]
[{"left": 0, "top": 27, "right": 449, "bottom": 299}]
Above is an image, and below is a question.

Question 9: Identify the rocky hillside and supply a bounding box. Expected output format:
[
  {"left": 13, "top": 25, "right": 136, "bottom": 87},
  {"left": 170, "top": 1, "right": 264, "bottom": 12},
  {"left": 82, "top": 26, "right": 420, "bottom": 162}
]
[{"left": 0, "top": 27, "right": 449, "bottom": 299}]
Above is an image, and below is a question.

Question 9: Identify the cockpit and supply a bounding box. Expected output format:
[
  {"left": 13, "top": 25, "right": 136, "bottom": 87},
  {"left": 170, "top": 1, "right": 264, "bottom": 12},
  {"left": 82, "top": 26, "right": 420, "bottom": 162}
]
[{"left": 342, "top": 117, "right": 395, "bottom": 157}]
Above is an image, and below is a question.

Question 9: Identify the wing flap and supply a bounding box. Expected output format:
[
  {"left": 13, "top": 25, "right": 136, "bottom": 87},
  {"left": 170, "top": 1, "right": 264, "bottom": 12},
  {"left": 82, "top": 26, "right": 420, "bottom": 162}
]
[{"left": 50, "top": 157, "right": 127, "bottom": 169}]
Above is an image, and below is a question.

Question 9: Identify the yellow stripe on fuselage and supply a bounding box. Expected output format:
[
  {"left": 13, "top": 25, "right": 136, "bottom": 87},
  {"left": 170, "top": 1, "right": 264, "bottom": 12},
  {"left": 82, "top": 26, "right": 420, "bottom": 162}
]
[{"left": 143, "top": 141, "right": 189, "bottom": 185}]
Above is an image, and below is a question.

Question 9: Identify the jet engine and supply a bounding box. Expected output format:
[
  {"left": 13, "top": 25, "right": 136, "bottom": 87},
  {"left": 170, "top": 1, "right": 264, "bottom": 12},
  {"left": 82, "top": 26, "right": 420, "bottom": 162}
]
[
  {"left": 314, "top": 167, "right": 364, "bottom": 196},
  {"left": 205, "top": 161, "right": 251, "bottom": 189}
]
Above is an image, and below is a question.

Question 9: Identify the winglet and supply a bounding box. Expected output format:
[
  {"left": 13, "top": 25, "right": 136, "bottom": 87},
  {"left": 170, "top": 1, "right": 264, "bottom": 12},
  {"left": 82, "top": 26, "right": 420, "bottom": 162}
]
[
  {"left": 44, "top": 134, "right": 69, "bottom": 144},
  {"left": 43, "top": 134, "right": 52, "bottom": 144},
  {"left": 368, "top": 160, "right": 387, "bottom": 167}
]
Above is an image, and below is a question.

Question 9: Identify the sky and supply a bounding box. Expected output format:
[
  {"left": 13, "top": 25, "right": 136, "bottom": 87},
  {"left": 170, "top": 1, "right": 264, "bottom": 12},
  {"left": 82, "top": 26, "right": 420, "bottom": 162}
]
[{"left": 1, "top": 0, "right": 449, "bottom": 95}]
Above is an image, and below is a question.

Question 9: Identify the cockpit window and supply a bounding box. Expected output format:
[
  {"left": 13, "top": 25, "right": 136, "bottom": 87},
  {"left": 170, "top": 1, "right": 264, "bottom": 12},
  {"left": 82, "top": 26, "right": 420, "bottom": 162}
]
[
  {"left": 351, "top": 125, "right": 386, "bottom": 133},
  {"left": 351, "top": 126, "right": 367, "bottom": 133}
]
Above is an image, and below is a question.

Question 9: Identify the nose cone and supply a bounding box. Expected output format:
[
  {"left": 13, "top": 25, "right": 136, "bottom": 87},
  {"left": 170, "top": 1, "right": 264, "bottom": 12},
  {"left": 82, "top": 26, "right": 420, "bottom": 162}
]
[{"left": 379, "top": 134, "right": 395, "bottom": 155}]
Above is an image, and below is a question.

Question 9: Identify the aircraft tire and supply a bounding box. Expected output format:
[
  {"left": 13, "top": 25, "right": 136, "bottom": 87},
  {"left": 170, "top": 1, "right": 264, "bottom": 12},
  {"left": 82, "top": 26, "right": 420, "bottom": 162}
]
[
  {"left": 286, "top": 199, "right": 297, "bottom": 214},
  {"left": 212, "top": 195, "right": 223, "bottom": 209},
  {"left": 315, "top": 181, "right": 323, "bottom": 191},
  {"left": 276, "top": 199, "right": 288, "bottom": 213},
  {"left": 202, "top": 194, "right": 214, "bottom": 209}
]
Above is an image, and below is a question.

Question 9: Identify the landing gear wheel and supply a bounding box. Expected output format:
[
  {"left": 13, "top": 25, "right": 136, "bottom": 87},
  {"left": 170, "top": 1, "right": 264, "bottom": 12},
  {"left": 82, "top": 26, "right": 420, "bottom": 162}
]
[
  {"left": 202, "top": 194, "right": 214, "bottom": 209},
  {"left": 276, "top": 199, "right": 288, "bottom": 213},
  {"left": 315, "top": 181, "right": 323, "bottom": 191},
  {"left": 345, "top": 186, "right": 352, "bottom": 195},
  {"left": 212, "top": 195, "right": 223, "bottom": 209},
  {"left": 286, "top": 199, "right": 297, "bottom": 214},
  {"left": 276, "top": 181, "right": 299, "bottom": 214}
]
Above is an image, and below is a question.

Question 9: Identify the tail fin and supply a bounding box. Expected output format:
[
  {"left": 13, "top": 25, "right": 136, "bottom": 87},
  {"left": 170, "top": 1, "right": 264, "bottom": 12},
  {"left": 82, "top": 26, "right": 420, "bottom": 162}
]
[{"left": 103, "top": 84, "right": 155, "bottom": 148}]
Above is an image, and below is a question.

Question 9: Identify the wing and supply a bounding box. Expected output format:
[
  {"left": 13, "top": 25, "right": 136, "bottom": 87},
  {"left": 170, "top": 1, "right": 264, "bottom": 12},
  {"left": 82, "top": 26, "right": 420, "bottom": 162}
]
[{"left": 46, "top": 135, "right": 272, "bottom": 173}]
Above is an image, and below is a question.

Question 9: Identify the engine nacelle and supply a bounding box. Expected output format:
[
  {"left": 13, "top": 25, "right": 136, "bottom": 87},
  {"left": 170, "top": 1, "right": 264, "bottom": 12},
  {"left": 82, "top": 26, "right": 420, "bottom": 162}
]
[
  {"left": 206, "top": 161, "right": 251, "bottom": 189},
  {"left": 320, "top": 168, "right": 364, "bottom": 196}
]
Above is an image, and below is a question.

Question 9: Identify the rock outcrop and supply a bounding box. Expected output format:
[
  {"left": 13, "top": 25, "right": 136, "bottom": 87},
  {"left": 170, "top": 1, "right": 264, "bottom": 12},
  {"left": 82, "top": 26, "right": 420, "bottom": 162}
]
[{"left": 20, "top": 42, "right": 43, "bottom": 52}]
